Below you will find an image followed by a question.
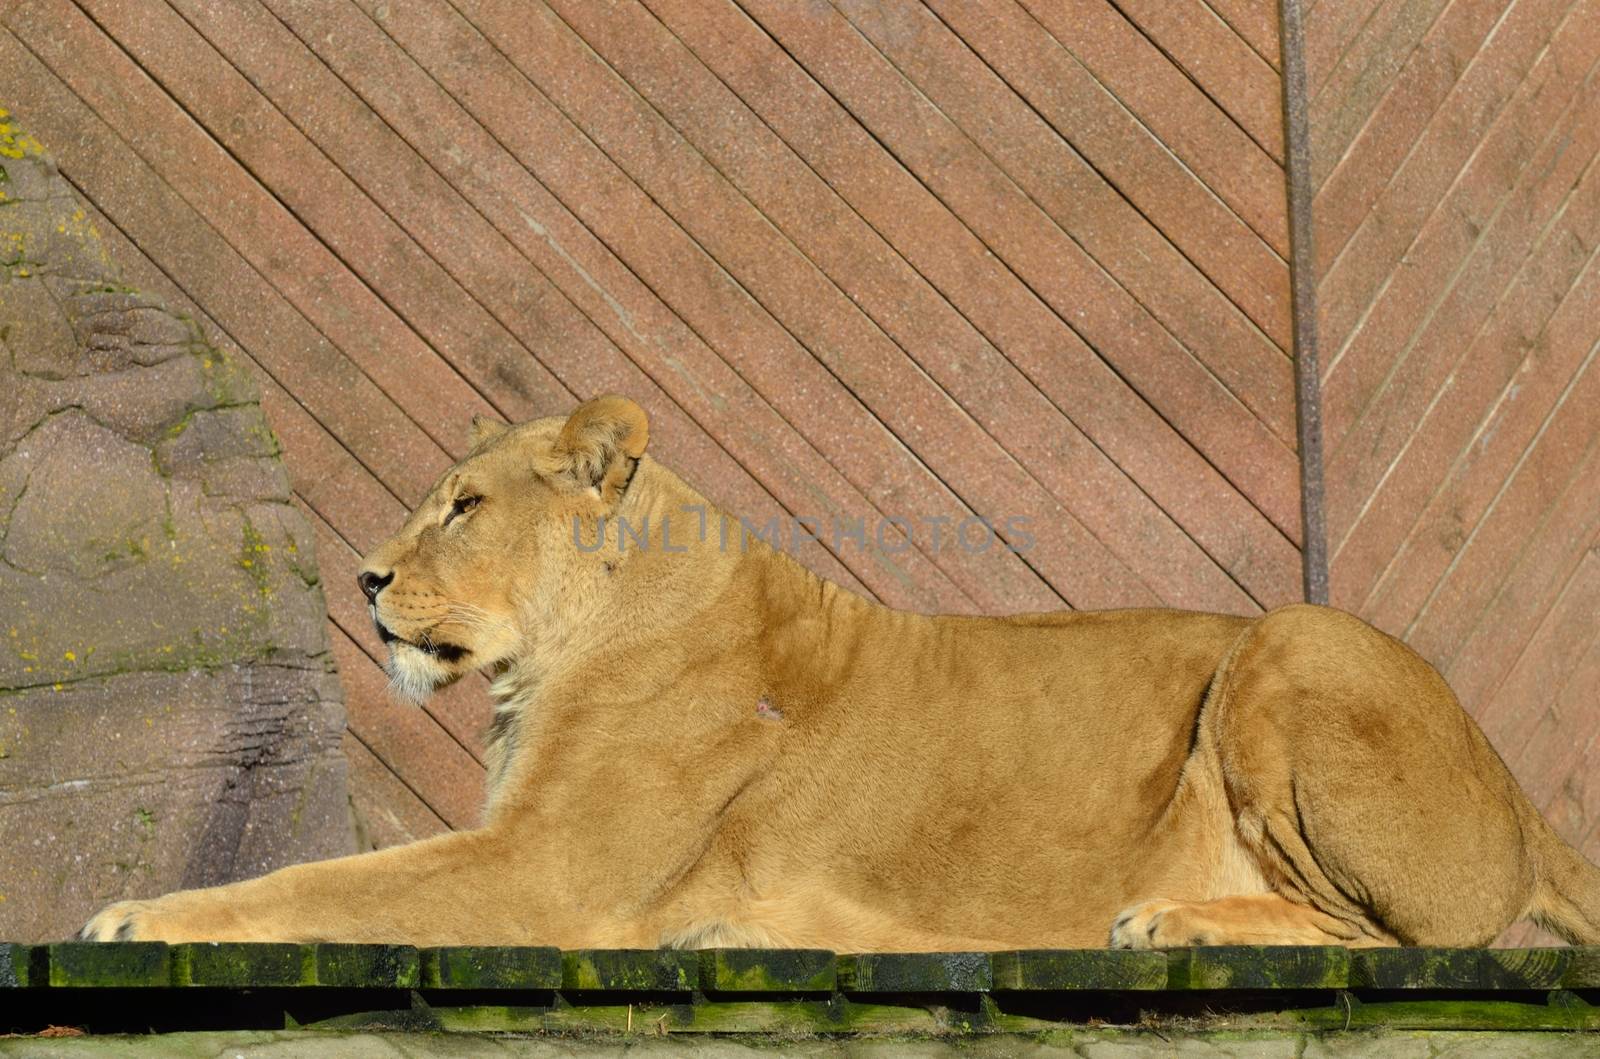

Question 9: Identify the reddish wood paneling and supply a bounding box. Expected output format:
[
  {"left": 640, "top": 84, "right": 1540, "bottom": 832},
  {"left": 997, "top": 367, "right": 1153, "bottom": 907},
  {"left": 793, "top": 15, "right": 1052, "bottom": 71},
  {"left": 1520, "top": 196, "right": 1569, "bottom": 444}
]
[
  {"left": 1309, "top": 0, "right": 1600, "bottom": 942},
  {"left": 1, "top": 0, "right": 1297, "bottom": 836}
]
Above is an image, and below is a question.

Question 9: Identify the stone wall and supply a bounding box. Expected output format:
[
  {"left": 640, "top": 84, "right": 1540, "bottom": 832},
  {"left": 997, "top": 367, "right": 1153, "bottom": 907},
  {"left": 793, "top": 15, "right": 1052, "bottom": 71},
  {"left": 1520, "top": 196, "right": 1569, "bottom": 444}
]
[{"left": 0, "top": 113, "right": 352, "bottom": 941}]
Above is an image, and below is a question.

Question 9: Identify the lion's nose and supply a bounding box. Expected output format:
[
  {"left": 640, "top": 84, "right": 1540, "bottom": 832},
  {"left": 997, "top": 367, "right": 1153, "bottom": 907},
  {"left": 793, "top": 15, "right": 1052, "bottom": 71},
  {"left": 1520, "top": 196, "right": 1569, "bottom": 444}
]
[{"left": 358, "top": 570, "right": 394, "bottom": 603}]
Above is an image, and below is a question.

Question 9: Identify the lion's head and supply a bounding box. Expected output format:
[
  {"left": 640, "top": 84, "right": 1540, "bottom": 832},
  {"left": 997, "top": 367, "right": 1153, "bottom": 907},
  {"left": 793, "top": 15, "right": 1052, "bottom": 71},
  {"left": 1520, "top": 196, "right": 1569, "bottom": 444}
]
[{"left": 357, "top": 395, "right": 651, "bottom": 705}]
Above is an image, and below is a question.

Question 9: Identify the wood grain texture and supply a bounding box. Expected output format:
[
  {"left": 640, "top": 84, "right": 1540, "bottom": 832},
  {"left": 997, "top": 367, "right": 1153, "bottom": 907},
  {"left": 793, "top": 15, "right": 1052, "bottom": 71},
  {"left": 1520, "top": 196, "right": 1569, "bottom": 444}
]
[{"left": 1308, "top": 0, "right": 1600, "bottom": 948}]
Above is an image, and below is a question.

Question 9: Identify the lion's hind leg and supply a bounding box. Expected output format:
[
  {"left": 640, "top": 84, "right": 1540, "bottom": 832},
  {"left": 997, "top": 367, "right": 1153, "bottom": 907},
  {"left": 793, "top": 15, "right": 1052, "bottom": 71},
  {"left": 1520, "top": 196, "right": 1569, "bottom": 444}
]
[{"left": 1201, "top": 605, "right": 1539, "bottom": 948}]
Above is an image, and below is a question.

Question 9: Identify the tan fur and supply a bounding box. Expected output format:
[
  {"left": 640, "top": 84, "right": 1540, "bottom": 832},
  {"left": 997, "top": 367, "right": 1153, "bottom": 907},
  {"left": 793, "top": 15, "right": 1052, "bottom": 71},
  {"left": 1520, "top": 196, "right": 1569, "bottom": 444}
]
[{"left": 82, "top": 398, "right": 1600, "bottom": 950}]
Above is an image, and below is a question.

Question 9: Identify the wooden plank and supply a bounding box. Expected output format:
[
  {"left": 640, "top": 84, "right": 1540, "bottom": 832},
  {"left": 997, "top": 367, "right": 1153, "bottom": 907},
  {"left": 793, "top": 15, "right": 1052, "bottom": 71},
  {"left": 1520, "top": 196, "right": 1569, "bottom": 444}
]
[
  {"left": 157, "top": 0, "right": 871, "bottom": 600},
  {"left": 1105, "top": 0, "right": 1285, "bottom": 161},
  {"left": 1499, "top": 582, "right": 1600, "bottom": 803},
  {"left": 1352, "top": 948, "right": 1571, "bottom": 989},
  {"left": 989, "top": 949, "right": 1166, "bottom": 990},
  {"left": 258, "top": 0, "right": 980, "bottom": 614},
  {"left": 929, "top": 0, "right": 1293, "bottom": 356},
  {"left": 730, "top": 0, "right": 1304, "bottom": 541},
  {"left": 415, "top": 0, "right": 1150, "bottom": 611},
  {"left": 314, "top": 944, "right": 421, "bottom": 988},
  {"left": 1167, "top": 946, "right": 1349, "bottom": 990},
  {"left": 423, "top": 947, "right": 562, "bottom": 989},
  {"left": 1304, "top": 0, "right": 1385, "bottom": 92},
  {"left": 561, "top": 949, "right": 697, "bottom": 991},
  {"left": 1207, "top": 0, "right": 1283, "bottom": 70},
  {"left": 174, "top": 944, "right": 314, "bottom": 987},
  {"left": 644, "top": 0, "right": 1302, "bottom": 605},
  {"left": 548, "top": 0, "right": 1253, "bottom": 612},
  {"left": 1313, "top": 0, "right": 1563, "bottom": 271},
  {"left": 1331, "top": 166, "right": 1600, "bottom": 637},
  {"left": 1310, "top": 0, "right": 1455, "bottom": 190},
  {"left": 836, "top": 952, "right": 992, "bottom": 992},
  {"left": 46, "top": 944, "right": 169, "bottom": 987},
  {"left": 343, "top": 730, "right": 450, "bottom": 850},
  {"left": 1438, "top": 439, "right": 1600, "bottom": 709},
  {"left": 828, "top": 0, "right": 1294, "bottom": 410},
  {"left": 1003, "top": 0, "right": 1289, "bottom": 254},
  {"left": 1320, "top": 39, "right": 1600, "bottom": 447},
  {"left": 700, "top": 949, "right": 835, "bottom": 992},
  {"left": 1478, "top": 552, "right": 1600, "bottom": 752},
  {"left": 1328, "top": 133, "right": 1600, "bottom": 603},
  {"left": 1317, "top": 0, "right": 1596, "bottom": 362},
  {"left": 77, "top": 0, "right": 570, "bottom": 425},
  {"left": 1354, "top": 216, "right": 1600, "bottom": 633}
]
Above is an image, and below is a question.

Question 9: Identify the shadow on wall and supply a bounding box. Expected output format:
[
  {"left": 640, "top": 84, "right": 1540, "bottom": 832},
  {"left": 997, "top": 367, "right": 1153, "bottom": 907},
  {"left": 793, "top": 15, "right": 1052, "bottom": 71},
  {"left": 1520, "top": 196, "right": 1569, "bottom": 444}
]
[{"left": 0, "top": 116, "right": 353, "bottom": 942}]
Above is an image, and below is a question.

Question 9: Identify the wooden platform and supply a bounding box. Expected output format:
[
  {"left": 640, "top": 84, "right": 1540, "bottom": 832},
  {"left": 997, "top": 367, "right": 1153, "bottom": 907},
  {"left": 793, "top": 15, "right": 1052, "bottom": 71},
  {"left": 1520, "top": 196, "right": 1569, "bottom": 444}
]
[
  {"left": 0, "top": 0, "right": 1595, "bottom": 924},
  {"left": 4, "top": 941, "right": 1599, "bottom": 1038}
]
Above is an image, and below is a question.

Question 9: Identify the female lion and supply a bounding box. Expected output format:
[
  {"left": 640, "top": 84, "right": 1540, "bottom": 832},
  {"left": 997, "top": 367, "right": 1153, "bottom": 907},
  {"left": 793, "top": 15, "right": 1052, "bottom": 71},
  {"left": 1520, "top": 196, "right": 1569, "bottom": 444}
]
[{"left": 84, "top": 397, "right": 1600, "bottom": 950}]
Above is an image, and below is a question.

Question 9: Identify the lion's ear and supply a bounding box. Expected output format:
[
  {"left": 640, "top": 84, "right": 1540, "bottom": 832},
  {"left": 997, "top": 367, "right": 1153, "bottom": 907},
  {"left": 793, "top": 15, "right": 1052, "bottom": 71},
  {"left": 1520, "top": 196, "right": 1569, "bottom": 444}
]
[
  {"left": 553, "top": 395, "right": 649, "bottom": 501},
  {"left": 469, "top": 414, "right": 508, "bottom": 449}
]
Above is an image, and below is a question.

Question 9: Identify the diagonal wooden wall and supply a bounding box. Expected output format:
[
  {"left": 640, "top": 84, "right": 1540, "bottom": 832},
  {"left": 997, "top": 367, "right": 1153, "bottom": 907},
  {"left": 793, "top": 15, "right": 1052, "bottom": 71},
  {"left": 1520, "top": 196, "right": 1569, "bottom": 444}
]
[
  {"left": 1, "top": 0, "right": 1302, "bottom": 841},
  {"left": 1306, "top": 0, "right": 1600, "bottom": 937}
]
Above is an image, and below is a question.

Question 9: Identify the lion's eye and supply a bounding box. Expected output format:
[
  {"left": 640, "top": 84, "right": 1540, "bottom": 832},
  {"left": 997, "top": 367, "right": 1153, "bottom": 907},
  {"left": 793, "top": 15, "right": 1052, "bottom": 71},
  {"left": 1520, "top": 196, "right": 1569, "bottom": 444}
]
[{"left": 444, "top": 495, "right": 481, "bottom": 527}]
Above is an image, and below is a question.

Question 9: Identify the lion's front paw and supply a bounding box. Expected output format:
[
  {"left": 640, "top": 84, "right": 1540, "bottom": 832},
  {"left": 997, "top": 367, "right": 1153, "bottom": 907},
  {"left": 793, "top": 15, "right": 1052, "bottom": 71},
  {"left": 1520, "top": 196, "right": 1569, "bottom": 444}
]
[
  {"left": 1110, "top": 899, "right": 1211, "bottom": 948},
  {"left": 79, "top": 899, "right": 163, "bottom": 942}
]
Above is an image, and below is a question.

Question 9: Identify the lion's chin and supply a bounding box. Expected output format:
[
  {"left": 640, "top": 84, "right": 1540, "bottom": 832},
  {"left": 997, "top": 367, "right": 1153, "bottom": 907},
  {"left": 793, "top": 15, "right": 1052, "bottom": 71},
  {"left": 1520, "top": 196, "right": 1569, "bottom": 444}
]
[{"left": 384, "top": 643, "right": 460, "bottom": 706}]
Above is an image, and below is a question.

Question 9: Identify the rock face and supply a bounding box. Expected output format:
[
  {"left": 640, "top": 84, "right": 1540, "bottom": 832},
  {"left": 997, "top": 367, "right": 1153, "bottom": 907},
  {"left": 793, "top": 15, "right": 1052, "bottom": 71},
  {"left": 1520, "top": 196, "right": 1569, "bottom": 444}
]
[{"left": 0, "top": 112, "right": 353, "bottom": 941}]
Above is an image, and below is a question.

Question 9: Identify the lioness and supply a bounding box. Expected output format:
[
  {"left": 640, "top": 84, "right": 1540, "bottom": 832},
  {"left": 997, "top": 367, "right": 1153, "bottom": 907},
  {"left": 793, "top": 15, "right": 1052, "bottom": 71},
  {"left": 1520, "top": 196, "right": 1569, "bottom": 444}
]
[{"left": 84, "top": 397, "right": 1600, "bottom": 950}]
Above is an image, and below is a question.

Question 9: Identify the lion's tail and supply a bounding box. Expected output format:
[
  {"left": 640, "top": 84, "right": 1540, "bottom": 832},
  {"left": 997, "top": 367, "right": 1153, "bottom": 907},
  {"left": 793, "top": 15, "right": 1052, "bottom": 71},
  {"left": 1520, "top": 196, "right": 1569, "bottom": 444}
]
[{"left": 1525, "top": 808, "right": 1600, "bottom": 944}]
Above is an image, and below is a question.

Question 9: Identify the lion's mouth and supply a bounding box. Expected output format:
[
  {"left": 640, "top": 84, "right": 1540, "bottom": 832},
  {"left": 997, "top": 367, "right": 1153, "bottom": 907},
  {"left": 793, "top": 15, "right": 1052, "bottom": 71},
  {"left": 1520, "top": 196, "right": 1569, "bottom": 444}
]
[{"left": 373, "top": 615, "right": 470, "bottom": 664}]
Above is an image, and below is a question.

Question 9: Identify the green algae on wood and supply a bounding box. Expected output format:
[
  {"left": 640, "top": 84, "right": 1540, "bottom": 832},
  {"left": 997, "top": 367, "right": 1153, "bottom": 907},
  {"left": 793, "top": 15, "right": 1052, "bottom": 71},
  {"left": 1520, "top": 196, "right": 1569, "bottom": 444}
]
[
  {"left": 1353, "top": 946, "right": 1572, "bottom": 990},
  {"left": 561, "top": 949, "right": 698, "bottom": 991},
  {"left": 46, "top": 942, "right": 170, "bottom": 986},
  {"left": 422, "top": 945, "right": 561, "bottom": 989},
  {"left": 1167, "top": 945, "right": 1349, "bottom": 990},
  {"left": 700, "top": 948, "right": 836, "bottom": 992},
  {"left": 172, "top": 942, "right": 313, "bottom": 987},
  {"left": 472, "top": 999, "right": 959, "bottom": 1035},
  {"left": 430, "top": 1004, "right": 551, "bottom": 1032},
  {"left": 990, "top": 949, "right": 1167, "bottom": 990},
  {"left": 837, "top": 951, "right": 992, "bottom": 992},
  {"left": 1262, "top": 995, "right": 1600, "bottom": 1032},
  {"left": 0, "top": 944, "right": 42, "bottom": 987},
  {"left": 313, "top": 944, "right": 419, "bottom": 988},
  {"left": 1565, "top": 945, "right": 1600, "bottom": 987}
]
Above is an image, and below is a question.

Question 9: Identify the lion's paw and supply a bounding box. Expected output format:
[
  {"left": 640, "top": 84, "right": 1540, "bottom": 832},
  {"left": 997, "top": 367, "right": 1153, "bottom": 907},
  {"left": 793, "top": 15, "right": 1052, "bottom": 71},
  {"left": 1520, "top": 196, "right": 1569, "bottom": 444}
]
[
  {"left": 79, "top": 900, "right": 162, "bottom": 942},
  {"left": 1110, "top": 899, "right": 1213, "bottom": 949}
]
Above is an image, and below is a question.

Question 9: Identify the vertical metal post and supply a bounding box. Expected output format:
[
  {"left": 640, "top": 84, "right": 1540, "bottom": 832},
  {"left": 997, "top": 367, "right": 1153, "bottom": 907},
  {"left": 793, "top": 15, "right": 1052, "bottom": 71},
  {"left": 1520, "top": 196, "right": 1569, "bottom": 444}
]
[{"left": 1279, "top": 0, "right": 1329, "bottom": 605}]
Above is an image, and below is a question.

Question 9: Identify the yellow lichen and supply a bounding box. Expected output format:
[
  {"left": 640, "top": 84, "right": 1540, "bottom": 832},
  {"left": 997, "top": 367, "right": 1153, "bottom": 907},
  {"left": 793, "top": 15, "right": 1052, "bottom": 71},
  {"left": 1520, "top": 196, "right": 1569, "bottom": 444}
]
[{"left": 0, "top": 114, "right": 43, "bottom": 160}]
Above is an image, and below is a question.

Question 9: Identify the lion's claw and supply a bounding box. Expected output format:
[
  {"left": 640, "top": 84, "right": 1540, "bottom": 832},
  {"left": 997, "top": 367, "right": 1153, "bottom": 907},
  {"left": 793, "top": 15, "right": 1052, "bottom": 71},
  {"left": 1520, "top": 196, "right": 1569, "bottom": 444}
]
[
  {"left": 1109, "top": 899, "right": 1197, "bottom": 949},
  {"left": 79, "top": 900, "right": 157, "bottom": 942}
]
